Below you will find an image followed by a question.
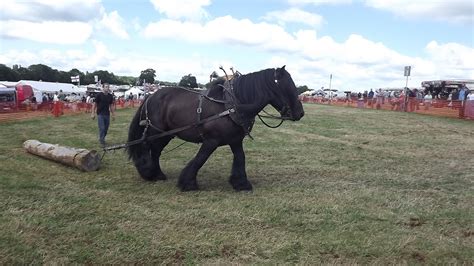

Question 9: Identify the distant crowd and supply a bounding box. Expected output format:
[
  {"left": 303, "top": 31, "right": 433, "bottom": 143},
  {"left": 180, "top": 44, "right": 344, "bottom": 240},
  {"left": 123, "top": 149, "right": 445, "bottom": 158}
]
[{"left": 353, "top": 84, "right": 471, "bottom": 111}]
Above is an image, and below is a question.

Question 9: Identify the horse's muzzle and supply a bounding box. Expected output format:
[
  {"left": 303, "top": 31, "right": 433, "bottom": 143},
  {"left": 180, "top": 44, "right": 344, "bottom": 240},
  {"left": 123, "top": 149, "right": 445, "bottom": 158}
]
[
  {"left": 281, "top": 104, "right": 304, "bottom": 121},
  {"left": 292, "top": 110, "right": 304, "bottom": 121}
]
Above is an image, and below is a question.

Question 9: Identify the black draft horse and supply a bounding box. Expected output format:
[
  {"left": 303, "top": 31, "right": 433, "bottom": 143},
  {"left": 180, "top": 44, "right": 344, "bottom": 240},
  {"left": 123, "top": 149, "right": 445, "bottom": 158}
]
[{"left": 127, "top": 66, "right": 304, "bottom": 191}]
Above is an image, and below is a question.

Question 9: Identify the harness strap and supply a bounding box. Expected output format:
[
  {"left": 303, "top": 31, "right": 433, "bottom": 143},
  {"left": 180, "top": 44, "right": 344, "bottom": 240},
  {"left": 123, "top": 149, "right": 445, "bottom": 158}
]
[
  {"left": 103, "top": 108, "right": 235, "bottom": 152},
  {"left": 175, "top": 86, "right": 229, "bottom": 104},
  {"left": 196, "top": 94, "right": 205, "bottom": 140}
]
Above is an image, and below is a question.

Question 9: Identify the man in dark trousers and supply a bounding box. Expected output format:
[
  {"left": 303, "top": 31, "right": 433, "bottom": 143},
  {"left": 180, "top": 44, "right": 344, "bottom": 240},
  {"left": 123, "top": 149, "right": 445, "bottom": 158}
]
[{"left": 91, "top": 84, "right": 115, "bottom": 146}]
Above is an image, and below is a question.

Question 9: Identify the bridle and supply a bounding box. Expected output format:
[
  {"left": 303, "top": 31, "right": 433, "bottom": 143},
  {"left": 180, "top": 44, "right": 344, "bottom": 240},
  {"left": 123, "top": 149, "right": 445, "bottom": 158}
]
[{"left": 256, "top": 71, "right": 293, "bottom": 128}]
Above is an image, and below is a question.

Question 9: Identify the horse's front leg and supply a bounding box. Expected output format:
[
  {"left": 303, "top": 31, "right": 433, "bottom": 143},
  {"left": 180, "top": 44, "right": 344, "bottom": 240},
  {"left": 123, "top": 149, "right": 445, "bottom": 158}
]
[
  {"left": 229, "top": 140, "right": 253, "bottom": 191},
  {"left": 178, "top": 139, "right": 218, "bottom": 191}
]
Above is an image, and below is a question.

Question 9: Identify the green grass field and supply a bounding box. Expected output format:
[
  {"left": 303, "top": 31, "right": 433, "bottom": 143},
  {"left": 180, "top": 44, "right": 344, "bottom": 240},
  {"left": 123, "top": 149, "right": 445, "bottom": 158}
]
[{"left": 0, "top": 104, "right": 473, "bottom": 264}]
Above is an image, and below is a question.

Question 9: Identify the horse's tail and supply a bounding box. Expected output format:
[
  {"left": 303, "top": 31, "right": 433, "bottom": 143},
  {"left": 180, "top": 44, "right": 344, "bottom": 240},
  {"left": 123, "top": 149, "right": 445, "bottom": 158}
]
[{"left": 127, "top": 103, "right": 145, "bottom": 161}]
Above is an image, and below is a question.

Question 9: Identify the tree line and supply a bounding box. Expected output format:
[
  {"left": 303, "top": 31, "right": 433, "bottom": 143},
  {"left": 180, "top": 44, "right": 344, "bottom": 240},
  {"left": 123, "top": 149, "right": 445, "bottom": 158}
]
[
  {"left": 0, "top": 63, "right": 309, "bottom": 93},
  {"left": 0, "top": 64, "right": 139, "bottom": 85}
]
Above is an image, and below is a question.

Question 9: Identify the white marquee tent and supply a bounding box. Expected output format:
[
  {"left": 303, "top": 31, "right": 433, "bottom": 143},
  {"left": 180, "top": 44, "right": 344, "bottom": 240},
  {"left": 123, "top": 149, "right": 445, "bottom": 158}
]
[
  {"left": 18, "top": 80, "right": 85, "bottom": 94},
  {"left": 0, "top": 80, "right": 87, "bottom": 103},
  {"left": 124, "top": 87, "right": 144, "bottom": 99}
]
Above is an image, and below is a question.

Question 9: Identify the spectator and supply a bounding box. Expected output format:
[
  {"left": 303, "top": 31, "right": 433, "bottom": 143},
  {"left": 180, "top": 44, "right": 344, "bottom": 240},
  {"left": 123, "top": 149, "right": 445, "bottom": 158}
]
[
  {"left": 459, "top": 84, "right": 467, "bottom": 101},
  {"left": 58, "top": 90, "right": 66, "bottom": 101},
  {"left": 424, "top": 92, "right": 432, "bottom": 110},
  {"left": 375, "top": 89, "right": 384, "bottom": 110},
  {"left": 408, "top": 88, "right": 417, "bottom": 112},
  {"left": 53, "top": 92, "right": 59, "bottom": 102},
  {"left": 368, "top": 89, "right": 374, "bottom": 107},
  {"left": 458, "top": 84, "right": 468, "bottom": 117},
  {"left": 91, "top": 84, "right": 115, "bottom": 147},
  {"left": 416, "top": 89, "right": 423, "bottom": 110},
  {"left": 398, "top": 90, "right": 405, "bottom": 111}
]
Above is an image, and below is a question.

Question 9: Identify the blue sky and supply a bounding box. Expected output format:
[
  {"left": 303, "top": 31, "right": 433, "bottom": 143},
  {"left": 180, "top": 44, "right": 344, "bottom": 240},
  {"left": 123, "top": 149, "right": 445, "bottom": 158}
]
[{"left": 1, "top": 0, "right": 473, "bottom": 91}]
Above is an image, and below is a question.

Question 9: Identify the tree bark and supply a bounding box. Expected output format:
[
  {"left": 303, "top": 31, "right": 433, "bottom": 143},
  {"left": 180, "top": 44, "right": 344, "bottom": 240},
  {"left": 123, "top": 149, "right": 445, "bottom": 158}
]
[{"left": 23, "top": 140, "right": 100, "bottom": 171}]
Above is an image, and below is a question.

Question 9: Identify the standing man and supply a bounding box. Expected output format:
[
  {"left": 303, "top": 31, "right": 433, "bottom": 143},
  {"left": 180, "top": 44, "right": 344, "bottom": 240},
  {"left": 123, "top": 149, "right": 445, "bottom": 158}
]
[{"left": 92, "top": 84, "right": 115, "bottom": 146}]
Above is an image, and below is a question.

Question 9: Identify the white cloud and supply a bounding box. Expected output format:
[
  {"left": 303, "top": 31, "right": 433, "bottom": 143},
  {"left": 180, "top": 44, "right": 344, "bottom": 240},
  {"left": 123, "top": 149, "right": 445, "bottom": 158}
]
[
  {"left": 149, "top": 0, "right": 211, "bottom": 20},
  {"left": 425, "top": 41, "right": 474, "bottom": 78},
  {"left": 364, "top": 0, "right": 474, "bottom": 24},
  {"left": 1, "top": 36, "right": 472, "bottom": 91},
  {"left": 142, "top": 14, "right": 473, "bottom": 90},
  {"left": 0, "top": 20, "right": 93, "bottom": 44},
  {"left": 263, "top": 8, "right": 324, "bottom": 27},
  {"left": 0, "top": 41, "right": 114, "bottom": 73},
  {"left": 0, "top": 0, "right": 129, "bottom": 44},
  {"left": 1, "top": 0, "right": 472, "bottom": 92},
  {"left": 288, "top": 0, "right": 353, "bottom": 6},
  {"left": 266, "top": 32, "right": 474, "bottom": 90},
  {"left": 143, "top": 16, "right": 300, "bottom": 52},
  {"left": 0, "top": 42, "right": 219, "bottom": 83},
  {"left": 99, "top": 11, "right": 130, "bottom": 39},
  {"left": 1, "top": 0, "right": 102, "bottom": 22}
]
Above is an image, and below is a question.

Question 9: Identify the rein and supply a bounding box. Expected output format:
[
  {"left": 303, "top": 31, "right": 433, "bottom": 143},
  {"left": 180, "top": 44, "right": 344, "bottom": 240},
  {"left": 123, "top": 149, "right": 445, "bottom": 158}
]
[
  {"left": 257, "top": 109, "right": 293, "bottom": 128},
  {"left": 102, "top": 108, "right": 235, "bottom": 153}
]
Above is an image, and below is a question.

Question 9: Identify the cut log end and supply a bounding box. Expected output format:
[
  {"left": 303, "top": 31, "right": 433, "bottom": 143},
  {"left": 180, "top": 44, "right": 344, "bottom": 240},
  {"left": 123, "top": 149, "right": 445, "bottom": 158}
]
[{"left": 23, "top": 140, "right": 101, "bottom": 172}]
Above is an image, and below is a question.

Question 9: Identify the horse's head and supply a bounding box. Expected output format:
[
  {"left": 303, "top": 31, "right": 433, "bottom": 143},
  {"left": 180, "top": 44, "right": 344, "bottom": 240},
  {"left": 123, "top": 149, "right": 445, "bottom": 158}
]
[{"left": 270, "top": 65, "right": 304, "bottom": 121}]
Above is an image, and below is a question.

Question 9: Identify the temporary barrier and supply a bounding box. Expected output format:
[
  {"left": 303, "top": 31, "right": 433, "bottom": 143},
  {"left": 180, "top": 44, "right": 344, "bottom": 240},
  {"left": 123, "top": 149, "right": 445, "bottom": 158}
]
[
  {"left": 299, "top": 95, "right": 474, "bottom": 120},
  {"left": 0, "top": 100, "right": 142, "bottom": 123},
  {"left": 2, "top": 97, "right": 472, "bottom": 123}
]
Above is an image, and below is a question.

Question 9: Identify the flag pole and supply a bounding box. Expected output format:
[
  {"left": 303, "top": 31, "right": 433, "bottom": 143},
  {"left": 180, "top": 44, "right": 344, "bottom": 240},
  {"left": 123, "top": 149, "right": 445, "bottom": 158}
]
[{"left": 329, "top": 74, "right": 333, "bottom": 103}]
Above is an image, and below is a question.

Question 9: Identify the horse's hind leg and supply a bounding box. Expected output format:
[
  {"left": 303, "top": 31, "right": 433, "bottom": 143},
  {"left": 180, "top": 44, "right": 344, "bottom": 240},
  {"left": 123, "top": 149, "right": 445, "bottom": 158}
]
[
  {"left": 229, "top": 140, "right": 253, "bottom": 191},
  {"left": 150, "top": 136, "right": 174, "bottom": 180},
  {"left": 178, "top": 139, "right": 218, "bottom": 191}
]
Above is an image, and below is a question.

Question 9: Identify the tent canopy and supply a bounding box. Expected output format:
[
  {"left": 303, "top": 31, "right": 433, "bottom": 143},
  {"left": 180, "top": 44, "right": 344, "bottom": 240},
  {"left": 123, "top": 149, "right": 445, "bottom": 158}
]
[
  {"left": 124, "top": 87, "right": 144, "bottom": 98},
  {"left": 17, "top": 80, "right": 86, "bottom": 94}
]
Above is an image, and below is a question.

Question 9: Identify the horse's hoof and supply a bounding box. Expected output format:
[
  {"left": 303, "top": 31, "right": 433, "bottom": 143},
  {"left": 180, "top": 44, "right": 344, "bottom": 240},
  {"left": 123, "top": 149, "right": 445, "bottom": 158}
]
[
  {"left": 230, "top": 177, "right": 253, "bottom": 191},
  {"left": 234, "top": 184, "right": 253, "bottom": 191},
  {"left": 178, "top": 182, "right": 199, "bottom": 192},
  {"left": 139, "top": 174, "right": 159, "bottom": 182},
  {"left": 156, "top": 173, "right": 167, "bottom": 180}
]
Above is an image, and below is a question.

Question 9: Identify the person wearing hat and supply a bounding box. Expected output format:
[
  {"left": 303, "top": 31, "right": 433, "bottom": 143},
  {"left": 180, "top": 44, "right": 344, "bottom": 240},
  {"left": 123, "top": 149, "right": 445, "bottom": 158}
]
[{"left": 91, "top": 84, "right": 115, "bottom": 146}]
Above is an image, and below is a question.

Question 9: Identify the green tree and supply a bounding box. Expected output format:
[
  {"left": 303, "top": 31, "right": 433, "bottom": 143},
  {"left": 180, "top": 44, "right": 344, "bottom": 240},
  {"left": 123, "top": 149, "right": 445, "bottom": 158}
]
[
  {"left": 0, "top": 64, "right": 19, "bottom": 81},
  {"left": 117, "top": 76, "right": 137, "bottom": 86},
  {"left": 28, "top": 64, "right": 58, "bottom": 82},
  {"left": 87, "top": 70, "right": 119, "bottom": 85},
  {"left": 15, "top": 66, "right": 33, "bottom": 80},
  {"left": 296, "top": 85, "right": 309, "bottom": 95},
  {"left": 66, "top": 68, "right": 84, "bottom": 84},
  {"left": 178, "top": 74, "right": 198, "bottom": 88},
  {"left": 159, "top": 80, "right": 177, "bottom": 86},
  {"left": 139, "top": 68, "right": 156, "bottom": 84}
]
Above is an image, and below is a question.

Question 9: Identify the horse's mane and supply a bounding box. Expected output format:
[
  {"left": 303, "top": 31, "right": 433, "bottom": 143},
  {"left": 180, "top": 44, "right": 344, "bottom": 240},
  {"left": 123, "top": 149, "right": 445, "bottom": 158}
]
[
  {"left": 206, "top": 68, "right": 279, "bottom": 117},
  {"left": 207, "top": 68, "right": 276, "bottom": 103},
  {"left": 232, "top": 68, "right": 277, "bottom": 104}
]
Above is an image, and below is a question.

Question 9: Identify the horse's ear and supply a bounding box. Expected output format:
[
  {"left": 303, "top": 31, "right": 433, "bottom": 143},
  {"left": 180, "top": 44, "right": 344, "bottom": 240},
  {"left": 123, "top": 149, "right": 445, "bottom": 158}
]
[{"left": 275, "top": 65, "right": 286, "bottom": 80}]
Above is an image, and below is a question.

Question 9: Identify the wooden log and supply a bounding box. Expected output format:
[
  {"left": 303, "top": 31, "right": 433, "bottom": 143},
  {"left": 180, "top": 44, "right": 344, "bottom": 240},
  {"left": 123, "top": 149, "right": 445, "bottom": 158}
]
[{"left": 23, "top": 140, "right": 100, "bottom": 171}]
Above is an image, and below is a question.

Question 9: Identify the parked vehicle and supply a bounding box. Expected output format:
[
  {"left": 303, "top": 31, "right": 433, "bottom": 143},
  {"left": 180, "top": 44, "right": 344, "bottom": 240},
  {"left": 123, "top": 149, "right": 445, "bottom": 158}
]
[
  {"left": 0, "top": 86, "right": 17, "bottom": 111},
  {"left": 0, "top": 84, "right": 34, "bottom": 111},
  {"left": 15, "top": 84, "right": 34, "bottom": 104}
]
